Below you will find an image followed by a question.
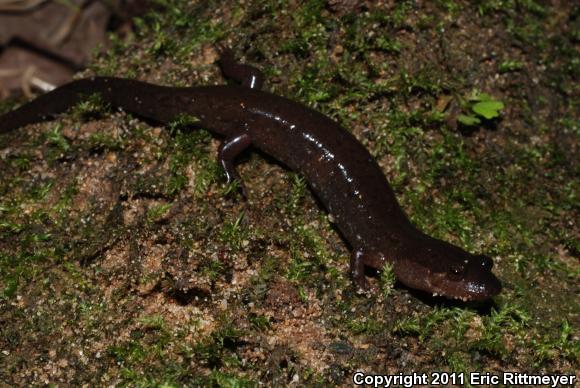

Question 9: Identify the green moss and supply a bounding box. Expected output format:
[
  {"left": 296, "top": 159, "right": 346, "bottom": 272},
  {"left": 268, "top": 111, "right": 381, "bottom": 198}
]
[
  {"left": 194, "top": 318, "right": 245, "bottom": 368},
  {"left": 287, "top": 224, "right": 330, "bottom": 283},
  {"left": 218, "top": 211, "right": 248, "bottom": 250},
  {"left": 105, "top": 315, "right": 207, "bottom": 385},
  {"left": 498, "top": 60, "right": 524, "bottom": 73},
  {"left": 347, "top": 316, "right": 383, "bottom": 335},
  {"left": 53, "top": 181, "right": 79, "bottom": 217},
  {"left": 147, "top": 203, "right": 173, "bottom": 224},
  {"left": 379, "top": 262, "right": 396, "bottom": 298},
  {"left": 44, "top": 124, "right": 70, "bottom": 152},
  {"left": 470, "top": 305, "right": 530, "bottom": 358},
  {"left": 249, "top": 313, "right": 271, "bottom": 331},
  {"left": 70, "top": 92, "right": 110, "bottom": 120}
]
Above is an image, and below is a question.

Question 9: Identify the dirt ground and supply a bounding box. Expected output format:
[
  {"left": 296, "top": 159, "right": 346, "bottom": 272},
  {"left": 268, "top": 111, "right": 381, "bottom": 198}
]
[{"left": 0, "top": 0, "right": 578, "bottom": 386}]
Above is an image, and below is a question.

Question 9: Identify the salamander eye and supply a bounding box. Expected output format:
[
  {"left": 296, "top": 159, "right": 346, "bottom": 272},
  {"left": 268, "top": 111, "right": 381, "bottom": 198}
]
[{"left": 447, "top": 264, "right": 465, "bottom": 280}]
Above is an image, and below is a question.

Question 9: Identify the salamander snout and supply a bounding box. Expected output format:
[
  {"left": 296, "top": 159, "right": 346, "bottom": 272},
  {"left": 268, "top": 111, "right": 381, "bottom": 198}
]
[
  {"left": 417, "top": 249, "right": 502, "bottom": 302},
  {"left": 394, "top": 246, "right": 502, "bottom": 302},
  {"left": 436, "top": 255, "right": 502, "bottom": 301}
]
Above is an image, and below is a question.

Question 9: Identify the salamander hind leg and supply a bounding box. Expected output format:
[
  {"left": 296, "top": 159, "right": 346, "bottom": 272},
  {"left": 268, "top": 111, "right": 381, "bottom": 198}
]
[
  {"left": 350, "top": 249, "right": 383, "bottom": 292},
  {"left": 218, "top": 133, "right": 252, "bottom": 198},
  {"left": 217, "top": 48, "right": 264, "bottom": 89},
  {"left": 350, "top": 249, "right": 371, "bottom": 291}
]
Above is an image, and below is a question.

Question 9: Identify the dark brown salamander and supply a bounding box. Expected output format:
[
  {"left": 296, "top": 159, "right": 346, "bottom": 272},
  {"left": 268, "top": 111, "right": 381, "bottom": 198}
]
[{"left": 0, "top": 50, "right": 501, "bottom": 301}]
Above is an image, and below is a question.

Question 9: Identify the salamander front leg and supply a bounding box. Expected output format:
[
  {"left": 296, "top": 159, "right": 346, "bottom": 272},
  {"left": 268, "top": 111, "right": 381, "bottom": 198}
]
[
  {"left": 218, "top": 48, "right": 264, "bottom": 90},
  {"left": 350, "top": 249, "right": 371, "bottom": 291},
  {"left": 218, "top": 133, "right": 252, "bottom": 198}
]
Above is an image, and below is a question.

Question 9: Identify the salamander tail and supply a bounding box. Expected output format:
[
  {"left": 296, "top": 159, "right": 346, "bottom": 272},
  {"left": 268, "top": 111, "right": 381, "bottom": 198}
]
[{"left": 0, "top": 77, "right": 170, "bottom": 134}]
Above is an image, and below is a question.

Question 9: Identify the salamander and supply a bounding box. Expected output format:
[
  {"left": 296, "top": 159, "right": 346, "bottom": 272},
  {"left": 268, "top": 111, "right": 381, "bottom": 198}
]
[{"left": 0, "top": 49, "right": 501, "bottom": 301}]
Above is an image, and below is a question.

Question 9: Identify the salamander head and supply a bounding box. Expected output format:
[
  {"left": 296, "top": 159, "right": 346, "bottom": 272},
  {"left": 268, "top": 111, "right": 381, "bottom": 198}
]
[{"left": 394, "top": 239, "right": 502, "bottom": 301}]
